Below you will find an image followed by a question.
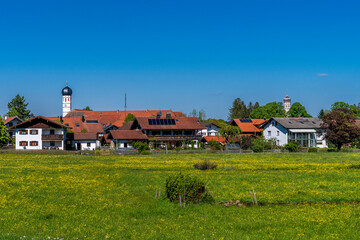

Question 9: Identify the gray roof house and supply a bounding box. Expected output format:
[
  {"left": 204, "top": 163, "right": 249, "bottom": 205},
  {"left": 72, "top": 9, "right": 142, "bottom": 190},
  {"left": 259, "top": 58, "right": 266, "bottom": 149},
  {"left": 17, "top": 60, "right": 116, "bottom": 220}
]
[{"left": 261, "top": 117, "right": 327, "bottom": 148}]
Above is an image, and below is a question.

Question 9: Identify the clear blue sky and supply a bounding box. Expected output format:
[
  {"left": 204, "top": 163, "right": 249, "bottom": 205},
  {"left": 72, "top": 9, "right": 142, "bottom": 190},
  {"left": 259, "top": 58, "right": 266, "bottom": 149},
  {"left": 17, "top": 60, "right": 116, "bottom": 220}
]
[{"left": 1, "top": 0, "right": 360, "bottom": 119}]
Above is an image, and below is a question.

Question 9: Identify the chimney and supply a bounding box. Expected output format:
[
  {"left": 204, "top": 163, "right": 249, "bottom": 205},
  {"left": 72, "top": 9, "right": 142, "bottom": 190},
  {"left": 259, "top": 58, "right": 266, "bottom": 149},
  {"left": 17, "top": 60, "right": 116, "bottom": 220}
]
[
  {"left": 4, "top": 116, "right": 7, "bottom": 120},
  {"left": 82, "top": 115, "right": 85, "bottom": 122},
  {"left": 166, "top": 112, "right": 172, "bottom": 119}
]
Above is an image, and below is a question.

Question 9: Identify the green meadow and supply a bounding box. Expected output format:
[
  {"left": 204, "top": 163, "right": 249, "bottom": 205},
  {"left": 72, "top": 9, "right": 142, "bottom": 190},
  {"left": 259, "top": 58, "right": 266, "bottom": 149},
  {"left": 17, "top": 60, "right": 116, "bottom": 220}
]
[{"left": 1, "top": 153, "right": 360, "bottom": 239}]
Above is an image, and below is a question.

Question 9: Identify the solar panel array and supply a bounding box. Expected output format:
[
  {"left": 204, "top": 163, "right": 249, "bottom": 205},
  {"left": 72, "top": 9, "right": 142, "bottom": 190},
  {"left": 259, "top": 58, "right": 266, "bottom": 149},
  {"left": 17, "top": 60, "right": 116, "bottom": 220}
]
[
  {"left": 240, "top": 119, "right": 253, "bottom": 123},
  {"left": 148, "top": 119, "right": 176, "bottom": 125}
]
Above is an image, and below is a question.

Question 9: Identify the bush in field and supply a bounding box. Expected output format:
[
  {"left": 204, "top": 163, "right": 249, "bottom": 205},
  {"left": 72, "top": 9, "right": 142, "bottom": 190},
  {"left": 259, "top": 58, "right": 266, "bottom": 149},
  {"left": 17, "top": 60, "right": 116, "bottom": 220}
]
[
  {"left": 194, "top": 160, "right": 217, "bottom": 170},
  {"left": 133, "top": 141, "right": 150, "bottom": 154},
  {"left": 208, "top": 140, "right": 222, "bottom": 151},
  {"left": 250, "top": 137, "right": 276, "bottom": 152},
  {"left": 165, "top": 172, "right": 214, "bottom": 204},
  {"left": 284, "top": 141, "right": 299, "bottom": 152}
]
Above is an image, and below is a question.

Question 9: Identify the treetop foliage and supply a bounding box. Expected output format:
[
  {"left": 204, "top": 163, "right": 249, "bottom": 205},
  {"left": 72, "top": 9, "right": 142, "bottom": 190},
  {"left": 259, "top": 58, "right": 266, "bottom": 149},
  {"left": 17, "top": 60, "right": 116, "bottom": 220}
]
[
  {"left": 0, "top": 116, "right": 10, "bottom": 147},
  {"left": 6, "top": 94, "right": 33, "bottom": 120},
  {"left": 287, "top": 102, "right": 312, "bottom": 118},
  {"left": 249, "top": 102, "right": 286, "bottom": 119},
  {"left": 124, "top": 113, "right": 136, "bottom": 124},
  {"left": 228, "top": 98, "right": 259, "bottom": 120}
]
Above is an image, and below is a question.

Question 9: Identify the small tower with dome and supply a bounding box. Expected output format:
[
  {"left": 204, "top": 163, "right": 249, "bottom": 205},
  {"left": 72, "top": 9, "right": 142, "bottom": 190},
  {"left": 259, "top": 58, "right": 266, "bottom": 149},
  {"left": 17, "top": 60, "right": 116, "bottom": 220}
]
[
  {"left": 62, "top": 84, "right": 73, "bottom": 117},
  {"left": 283, "top": 94, "right": 291, "bottom": 114}
]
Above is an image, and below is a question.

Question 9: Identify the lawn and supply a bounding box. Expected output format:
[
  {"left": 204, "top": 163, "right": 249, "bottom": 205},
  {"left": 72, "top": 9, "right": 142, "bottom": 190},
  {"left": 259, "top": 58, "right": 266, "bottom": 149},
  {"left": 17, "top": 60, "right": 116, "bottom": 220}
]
[{"left": 1, "top": 153, "right": 360, "bottom": 239}]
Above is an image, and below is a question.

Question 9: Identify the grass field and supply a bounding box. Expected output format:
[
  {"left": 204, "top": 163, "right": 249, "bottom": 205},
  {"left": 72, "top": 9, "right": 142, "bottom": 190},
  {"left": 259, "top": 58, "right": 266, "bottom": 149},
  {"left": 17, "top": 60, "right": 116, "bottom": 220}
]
[{"left": 1, "top": 153, "right": 360, "bottom": 239}]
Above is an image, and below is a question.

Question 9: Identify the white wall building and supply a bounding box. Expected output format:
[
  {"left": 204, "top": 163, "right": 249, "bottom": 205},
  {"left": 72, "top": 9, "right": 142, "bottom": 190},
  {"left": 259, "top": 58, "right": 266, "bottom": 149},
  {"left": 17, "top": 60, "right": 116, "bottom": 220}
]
[
  {"left": 198, "top": 122, "right": 221, "bottom": 136},
  {"left": 262, "top": 117, "right": 327, "bottom": 148},
  {"left": 73, "top": 132, "right": 100, "bottom": 151},
  {"left": 10, "top": 116, "right": 69, "bottom": 150}
]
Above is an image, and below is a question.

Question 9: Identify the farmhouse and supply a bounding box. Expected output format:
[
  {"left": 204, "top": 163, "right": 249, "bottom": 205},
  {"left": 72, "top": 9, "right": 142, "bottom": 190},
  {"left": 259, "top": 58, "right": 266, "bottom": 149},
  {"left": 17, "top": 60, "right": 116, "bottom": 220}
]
[
  {"left": 107, "top": 130, "right": 148, "bottom": 149},
  {"left": 9, "top": 116, "right": 70, "bottom": 150},
  {"left": 230, "top": 119, "right": 267, "bottom": 136},
  {"left": 261, "top": 117, "right": 327, "bottom": 148},
  {"left": 127, "top": 113, "right": 206, "bottom": 149}
]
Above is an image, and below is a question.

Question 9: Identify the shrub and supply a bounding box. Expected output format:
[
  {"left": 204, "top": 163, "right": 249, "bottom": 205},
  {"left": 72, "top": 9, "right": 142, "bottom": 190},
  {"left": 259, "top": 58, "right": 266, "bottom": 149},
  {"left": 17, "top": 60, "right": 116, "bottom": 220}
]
[
  {"left": 284, "top": 142, "right": 299, "bottom": 152},
  {"left": 194, "top": 160, "right": 217, "bottom": 170},
  {"left": 308, "top": 148, "right": 318, "bottom": 153},
  {"left": 250, "top": 137, "right": 276, "bottom": 152},
  {"left": 208, "top": 140, "right": 222, "bottom": 151},
  {"left": 165, "top": 172, "right": 215, "bottom": 204},
  {"left": 133, "top": 141, "right": 150, "bottom": 153}
]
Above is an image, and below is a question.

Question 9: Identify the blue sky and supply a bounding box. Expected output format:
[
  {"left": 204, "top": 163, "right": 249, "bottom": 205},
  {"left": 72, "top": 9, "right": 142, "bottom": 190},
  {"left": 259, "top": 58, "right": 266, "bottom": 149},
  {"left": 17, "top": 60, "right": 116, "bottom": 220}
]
[{"left": 1, "top": 0, "right": 360, "bottom": 119}]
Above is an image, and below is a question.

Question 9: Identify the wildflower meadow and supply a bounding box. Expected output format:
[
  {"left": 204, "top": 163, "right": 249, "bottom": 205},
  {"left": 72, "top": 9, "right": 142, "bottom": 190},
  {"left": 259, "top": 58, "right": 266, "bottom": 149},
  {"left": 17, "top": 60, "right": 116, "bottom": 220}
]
[{"left": 1, "top": 153, "right": 360, "bottom": 239}]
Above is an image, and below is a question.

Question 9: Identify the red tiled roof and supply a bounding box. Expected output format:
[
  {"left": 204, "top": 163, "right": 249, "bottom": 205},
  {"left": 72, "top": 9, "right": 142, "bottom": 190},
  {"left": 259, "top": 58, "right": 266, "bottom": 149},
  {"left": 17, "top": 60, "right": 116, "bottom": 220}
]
[
  {"left": 231, "top": 119, "right": 267, "bottom": 133},
  {"left": 108, "top": 130, "right": 148, "bottom": 140},
  {"left": 69, "top": 109, "right": 178, "bottom": 126},
  {"left": 4, "top": 116, "right": 22, "bottom": 125},
  {"left": 74, "top": 132, "right": 98, "bottom": 140},
  {"left": 135, "top": 117, "right": 206, "bottom": 130},
  {"left": 118, "top": 121, "right": 133, "bottom": 130},
  {"left": 203, "top": 136, "right": 226, "bottom": 145},
  {"left": 9, "top": 116, "right": 70, "bottom": 130}
]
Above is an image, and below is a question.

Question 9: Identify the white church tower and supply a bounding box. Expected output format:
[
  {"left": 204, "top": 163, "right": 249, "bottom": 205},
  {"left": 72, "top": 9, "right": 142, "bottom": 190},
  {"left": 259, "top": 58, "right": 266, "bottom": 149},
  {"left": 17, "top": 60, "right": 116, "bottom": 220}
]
[
  {"left": 283, "top": 94, "right": 291, "bottom": 114},
  {"left": 62, "top": 84, "right": 73, "bottom": 117}
]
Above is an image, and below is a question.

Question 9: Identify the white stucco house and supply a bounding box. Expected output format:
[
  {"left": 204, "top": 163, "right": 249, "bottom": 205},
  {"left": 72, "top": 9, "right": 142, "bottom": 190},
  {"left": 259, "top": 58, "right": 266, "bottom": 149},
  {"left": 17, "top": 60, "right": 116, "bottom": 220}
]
[
  {"left": 73, "top": 132, "right": 100, "bottom": 150},
  {"left": 261, "top": 117, "right": 327, "bottom": 148},
  {"left": 198, "top": 122, "right": 221, "bottom": 136},
  {"left": 9, "top": 116, "right": 69, "bottom": 150}
]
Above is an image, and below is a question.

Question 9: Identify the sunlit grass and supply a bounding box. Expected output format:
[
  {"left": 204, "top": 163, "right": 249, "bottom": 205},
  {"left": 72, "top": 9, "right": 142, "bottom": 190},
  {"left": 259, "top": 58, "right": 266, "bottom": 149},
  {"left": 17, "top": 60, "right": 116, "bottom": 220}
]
[{"left": 1, "top": 153, "right": 360, "bottom": 239}]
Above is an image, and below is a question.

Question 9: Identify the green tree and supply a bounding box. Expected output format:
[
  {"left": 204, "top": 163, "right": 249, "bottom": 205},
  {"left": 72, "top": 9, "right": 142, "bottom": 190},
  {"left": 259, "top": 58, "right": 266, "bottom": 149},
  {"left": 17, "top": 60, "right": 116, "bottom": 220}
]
[
  {"left": 321, "top": 108, "right": 360, "bottom": 151},
  {"left": 0, "top": 117, "right": 10, "bottom": 147},
  {"left": 82, "top": 106, "right": 93, "bottom": 111},
  {"left": 124, "top": 113, "right": 136, "bottom": 123},
  {"left": 205, "top": 118, "right": 227, "bottom": 128},
  {"left": 318, "top": 109, "right": 325, "bottom": 119},
  {"left": 219, "top": 125, "right": 241, "bottom": 144},
  {"left": 198, "top": 109, "right": 206, "bottom": 121},
  {"left": 287, "top": 102, "right": 312, "bottom": 117},
  {"left": 331, "top": 102, "right": 360, "bottom": 118},
  {"left": 249, "top": 102, "right": 286, "bottom": 119},
  {"left": 6, "top": 94, "right": 33, "bottom": 120},
  {"left": 228, "top": 98, "right": 248, "bottom": 120}
]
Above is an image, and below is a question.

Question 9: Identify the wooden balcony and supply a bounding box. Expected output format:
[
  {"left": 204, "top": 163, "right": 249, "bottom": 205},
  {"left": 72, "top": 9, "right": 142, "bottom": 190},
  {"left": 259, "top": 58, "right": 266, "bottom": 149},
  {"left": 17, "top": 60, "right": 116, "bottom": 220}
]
[{"left": 42, "top": 134, "right": 63, "bottom": 141}]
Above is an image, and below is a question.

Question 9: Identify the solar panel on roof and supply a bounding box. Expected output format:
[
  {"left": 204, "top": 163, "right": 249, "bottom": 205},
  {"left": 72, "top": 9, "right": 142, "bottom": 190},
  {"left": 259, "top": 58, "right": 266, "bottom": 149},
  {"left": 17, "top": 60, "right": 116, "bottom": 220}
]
[
  {"left": 160, "top": 119, "right": 164, "bottom": 125},
  {"left": 148, "top": 119, "right": 153, "bottom": 125},
  {"left": 171, "top": 119, "right": 175, "bottom": 125},
  {"left": 240, "top": 119, "right": 252, "bottom": 123},
  {"left": 156, "top": 119, "right": 160, "bottom": 125}
]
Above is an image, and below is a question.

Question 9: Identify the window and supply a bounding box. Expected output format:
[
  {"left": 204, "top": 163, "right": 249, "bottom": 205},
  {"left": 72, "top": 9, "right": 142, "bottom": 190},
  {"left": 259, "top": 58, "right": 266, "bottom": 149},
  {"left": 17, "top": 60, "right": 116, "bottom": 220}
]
[
  {"left": 19, "top": 141, "right": 28, "bottom": 146},
  {"left": 75, "top": 123, "right": 80, "bottom": 127},
  {"left": 30, "top": 141, "right": 38, "bottom": 146},
  {"left": 124, "top": 142, "right": 128, "bottom": 148},
  {"left": 87, "top": 142, "right": 91, "bottom": 147},
  {"left": 277, "top": 140, "right": 280, "bottom": 145},
  {"left": 272, "top": 122, "right": 275, "bottom": 126},
  {"left": 277, "top": 131, "right": 279, "bottom": 136},
  {"left": 268, "top": 131, "right": 271, "bottom": 136},
  {"left": 50, "top": 130, "right": 55, "bottom": 135},
  {"left": 30, "top": 130, "right": 38, "bottom": 135},
  {"left": 19, "top": 130, "right": 28, "bottom": 135},
  {"left": 50, "top": 141, "right": 55, "bottom": 147}
]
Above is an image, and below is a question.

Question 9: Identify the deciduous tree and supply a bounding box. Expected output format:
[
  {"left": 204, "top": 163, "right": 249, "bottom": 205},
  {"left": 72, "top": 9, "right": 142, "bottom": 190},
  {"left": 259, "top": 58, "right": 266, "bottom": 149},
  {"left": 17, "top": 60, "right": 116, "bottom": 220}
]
[
  {"left": 219, "top": 125, "right": 241, "bottom": 144},
  {"left": 321, "top": 108, "right": 360, "bottom": 151},
  {"left": 124, "top": 113, "right": 136, "bottom": 123},
  {"left": 249, "top": 102, "right": 286, "bottom": 119},
  {"left": 287, "top": 102, "right": 312, "bottom": 117}
]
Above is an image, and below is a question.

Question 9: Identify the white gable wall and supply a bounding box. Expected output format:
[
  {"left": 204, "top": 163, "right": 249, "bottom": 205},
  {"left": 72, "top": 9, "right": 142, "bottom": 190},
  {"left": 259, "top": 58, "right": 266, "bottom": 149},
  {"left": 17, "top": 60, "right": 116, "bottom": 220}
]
[{"left": 263, "top": 120, "right": 288, "bottom": 146}]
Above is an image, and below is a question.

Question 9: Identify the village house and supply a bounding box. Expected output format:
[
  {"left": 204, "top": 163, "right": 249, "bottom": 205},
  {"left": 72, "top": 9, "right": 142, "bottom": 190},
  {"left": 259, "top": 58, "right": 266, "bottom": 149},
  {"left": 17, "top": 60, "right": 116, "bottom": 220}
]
[
  {"left": 4, "top": 116, "right": 23, "bottom": 144},
  {"left": 107, "top": 130, "right": 148, "bottom": 149},
  {"left": 198, "top": 122, "right": 221, "bottom": 136},
  {"left": 9, "top": 116, "right": 69, "bottom": 150},
  {"left": 126, "top": 112, "right": 206, "bottom": 149},
  {"left": 230, "top": 119, "right": 267, "bottom": 137},
  {"left": 261, "top": 117, "right": 327, "bottom": 148}
]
